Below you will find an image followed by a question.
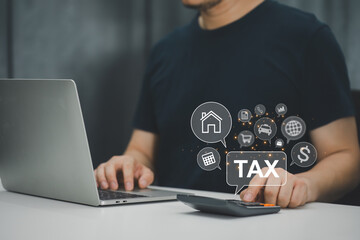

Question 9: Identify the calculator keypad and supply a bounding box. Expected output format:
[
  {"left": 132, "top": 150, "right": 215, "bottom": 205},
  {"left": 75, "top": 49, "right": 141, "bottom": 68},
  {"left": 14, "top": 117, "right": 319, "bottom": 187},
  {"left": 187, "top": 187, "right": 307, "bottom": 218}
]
[{"left": 226, "top": 199, "right": 275, "bottom": 207}]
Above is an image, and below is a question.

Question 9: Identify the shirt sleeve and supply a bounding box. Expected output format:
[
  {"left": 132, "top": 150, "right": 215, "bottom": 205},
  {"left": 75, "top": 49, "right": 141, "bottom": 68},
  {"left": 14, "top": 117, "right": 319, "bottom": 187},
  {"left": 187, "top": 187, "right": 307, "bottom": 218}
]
[
  {"left": 132, "top": 50, "right": 159, "bottom": 134},
  {"left": 300, "top": 25, "right": 355, "bottom": 130}
]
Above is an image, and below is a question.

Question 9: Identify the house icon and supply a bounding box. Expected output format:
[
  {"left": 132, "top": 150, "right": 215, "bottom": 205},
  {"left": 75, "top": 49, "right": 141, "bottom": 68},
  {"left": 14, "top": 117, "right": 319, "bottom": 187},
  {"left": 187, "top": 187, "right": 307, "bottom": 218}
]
[{"left": 200, "top": 111, "right": 222, "bottom": 134}]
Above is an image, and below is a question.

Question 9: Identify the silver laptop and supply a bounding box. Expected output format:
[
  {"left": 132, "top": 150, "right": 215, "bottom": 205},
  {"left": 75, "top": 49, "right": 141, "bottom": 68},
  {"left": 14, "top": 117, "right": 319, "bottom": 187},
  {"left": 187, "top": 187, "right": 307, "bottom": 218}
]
[{"left": 0, "top": 79, "right": 185, "bottom": 206}]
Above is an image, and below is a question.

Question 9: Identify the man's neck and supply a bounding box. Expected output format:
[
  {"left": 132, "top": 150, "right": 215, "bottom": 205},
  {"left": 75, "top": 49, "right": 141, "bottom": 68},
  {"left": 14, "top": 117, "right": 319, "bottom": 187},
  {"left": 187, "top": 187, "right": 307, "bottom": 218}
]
[{"left": 198, "top": 0, "right": 265, "bottom": 30}]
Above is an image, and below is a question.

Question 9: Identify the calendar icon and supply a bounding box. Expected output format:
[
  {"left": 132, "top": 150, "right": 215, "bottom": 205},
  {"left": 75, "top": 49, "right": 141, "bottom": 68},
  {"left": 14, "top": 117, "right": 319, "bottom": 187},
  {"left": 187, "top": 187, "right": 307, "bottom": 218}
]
[{"left": 201, "top": 152, "right": 216, "bottom": 166}]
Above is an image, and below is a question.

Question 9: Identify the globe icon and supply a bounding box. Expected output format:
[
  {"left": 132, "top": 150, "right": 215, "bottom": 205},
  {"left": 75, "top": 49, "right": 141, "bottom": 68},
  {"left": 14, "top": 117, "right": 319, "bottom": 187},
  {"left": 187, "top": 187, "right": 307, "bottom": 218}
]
[{"left": 285, "top": 120, "right": 302, "bottom": 137}]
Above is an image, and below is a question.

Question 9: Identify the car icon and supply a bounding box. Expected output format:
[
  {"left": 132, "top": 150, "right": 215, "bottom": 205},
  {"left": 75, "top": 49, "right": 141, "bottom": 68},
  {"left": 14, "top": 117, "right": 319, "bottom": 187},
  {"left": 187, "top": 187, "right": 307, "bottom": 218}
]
[{"left": 258, "top": 124, "right": 272, "bottom": 136}]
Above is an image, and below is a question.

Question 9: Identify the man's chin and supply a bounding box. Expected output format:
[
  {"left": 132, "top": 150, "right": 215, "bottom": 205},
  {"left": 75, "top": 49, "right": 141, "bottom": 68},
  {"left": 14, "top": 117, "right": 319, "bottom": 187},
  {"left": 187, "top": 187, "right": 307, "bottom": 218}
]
[{"left": 182, "top": 0, "right": 222, "bottom": 11}]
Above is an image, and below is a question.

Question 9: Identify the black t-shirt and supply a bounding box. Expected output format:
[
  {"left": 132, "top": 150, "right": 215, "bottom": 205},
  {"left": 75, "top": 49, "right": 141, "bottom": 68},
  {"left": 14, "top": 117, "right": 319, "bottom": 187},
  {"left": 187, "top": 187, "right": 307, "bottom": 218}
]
[{"left": 133, "top": 0, "right": 354, "bottom": 193}]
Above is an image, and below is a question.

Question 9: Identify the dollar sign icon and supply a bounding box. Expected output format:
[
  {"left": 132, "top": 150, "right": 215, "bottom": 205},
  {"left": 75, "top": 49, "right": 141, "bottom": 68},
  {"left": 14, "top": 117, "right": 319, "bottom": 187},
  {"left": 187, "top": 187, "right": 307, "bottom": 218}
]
[
  {"left": 298, "top": 146, "right": 310, "bottom": 163},
  {"left": 291, "top": 142, "right": 317, "bottom": 167}
]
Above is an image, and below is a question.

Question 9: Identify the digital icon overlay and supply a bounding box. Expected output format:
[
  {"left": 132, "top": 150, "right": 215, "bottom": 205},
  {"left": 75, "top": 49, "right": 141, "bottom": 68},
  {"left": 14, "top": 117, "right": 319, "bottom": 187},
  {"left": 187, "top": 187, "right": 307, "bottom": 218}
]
[
  {"left": 275, "top": 138, "right": 284, "bottom": 148},
  {"left": 191, "top": 102, "right": 232, "bottom": 147},
  {"left": 281, "top": 116, "right": 306, "bottom": 143},
  {"left": 254, "top": 117, "right": 277, "bottom": 144},
  {"left": 238, "top": 130, "right": 255, "bottom": 148},
  {"left": 191, "top": 102, "right": 317, "bottom": 193},
  {"left": 275, "top": 103, "right": 287, "bottom": 116},
  {"left": 226, "top": 151, "right": 287, "bottom": 194},
  {"left": 201, "top": 111, "right": 222, "bottom": 133},
  {"left": 238, "top": 109, "right": 252, "bottom": 122},
  {"left": 291, "top": 142, "right": 317, "bottom": 167},
  {"left": 254, "top": 104, "right": 266, "bottom": 116},
  {"left": 197, "top": 147, "right": 221, "bottom": 171}
]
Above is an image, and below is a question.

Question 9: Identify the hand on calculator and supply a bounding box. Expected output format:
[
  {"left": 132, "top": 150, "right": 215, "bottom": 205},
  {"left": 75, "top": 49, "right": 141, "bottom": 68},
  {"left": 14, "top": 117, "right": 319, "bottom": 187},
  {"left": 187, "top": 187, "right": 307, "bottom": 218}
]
[{"left": 239, "top": 168, "right": 311, "bottom": 208}]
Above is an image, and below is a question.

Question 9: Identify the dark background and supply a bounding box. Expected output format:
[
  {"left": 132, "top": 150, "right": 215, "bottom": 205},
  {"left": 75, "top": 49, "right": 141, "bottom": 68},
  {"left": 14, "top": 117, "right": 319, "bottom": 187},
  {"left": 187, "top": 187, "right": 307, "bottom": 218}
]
[{"left": 1, "top": 0, "right": 360, "bottom": 168}]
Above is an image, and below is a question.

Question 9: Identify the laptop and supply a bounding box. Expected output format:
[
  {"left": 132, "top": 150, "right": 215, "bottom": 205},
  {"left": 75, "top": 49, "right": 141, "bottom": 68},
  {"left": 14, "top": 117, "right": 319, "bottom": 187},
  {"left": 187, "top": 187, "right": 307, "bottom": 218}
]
[{"left": 0, "top": 79, "right": 186, "bottom": 206}]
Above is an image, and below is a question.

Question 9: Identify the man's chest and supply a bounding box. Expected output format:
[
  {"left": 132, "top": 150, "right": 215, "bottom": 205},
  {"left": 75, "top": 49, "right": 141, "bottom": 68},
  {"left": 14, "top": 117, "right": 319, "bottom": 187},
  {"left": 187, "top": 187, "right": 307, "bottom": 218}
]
[{"left": 149, "top": 44, "right": 303, "bottom": 135}]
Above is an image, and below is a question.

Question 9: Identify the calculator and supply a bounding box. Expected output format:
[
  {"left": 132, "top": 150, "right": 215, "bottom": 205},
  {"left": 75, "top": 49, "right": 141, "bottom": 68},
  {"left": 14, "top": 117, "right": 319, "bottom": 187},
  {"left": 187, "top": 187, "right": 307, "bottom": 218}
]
[
  {"left": 201, "top": 152, "right": 216, "bottom": 166},
  {"left": 177, "top": 194, "right": 280, "bottom": 217}
]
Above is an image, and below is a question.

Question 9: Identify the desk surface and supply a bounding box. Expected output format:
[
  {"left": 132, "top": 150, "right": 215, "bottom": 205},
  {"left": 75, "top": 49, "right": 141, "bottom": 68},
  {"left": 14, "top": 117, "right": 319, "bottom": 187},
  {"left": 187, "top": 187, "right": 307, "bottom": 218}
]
[{"left": 0, "top": 180, "right": 359, "bottom": 240}]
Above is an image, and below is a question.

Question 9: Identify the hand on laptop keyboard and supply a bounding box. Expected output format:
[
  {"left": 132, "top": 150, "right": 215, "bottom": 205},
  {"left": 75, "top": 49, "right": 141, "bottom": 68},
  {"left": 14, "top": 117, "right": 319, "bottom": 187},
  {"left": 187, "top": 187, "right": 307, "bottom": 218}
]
[{"left": 94, "top": 155, "right": 154, "bottom": 191}]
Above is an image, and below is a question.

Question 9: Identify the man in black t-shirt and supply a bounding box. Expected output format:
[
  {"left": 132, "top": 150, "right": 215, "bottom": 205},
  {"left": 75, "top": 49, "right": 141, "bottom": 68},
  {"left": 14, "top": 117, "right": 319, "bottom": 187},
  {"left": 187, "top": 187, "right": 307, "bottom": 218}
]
[{"left": 94, "top": 0, "right": 360, "bottom": 208}]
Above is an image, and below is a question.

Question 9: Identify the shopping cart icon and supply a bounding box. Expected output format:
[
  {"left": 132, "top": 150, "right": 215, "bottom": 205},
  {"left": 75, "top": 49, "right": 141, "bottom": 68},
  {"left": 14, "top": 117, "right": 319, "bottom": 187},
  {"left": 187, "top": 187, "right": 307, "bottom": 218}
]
[{"left": 240, "top": 133, "right": 253, "bottom": 144}]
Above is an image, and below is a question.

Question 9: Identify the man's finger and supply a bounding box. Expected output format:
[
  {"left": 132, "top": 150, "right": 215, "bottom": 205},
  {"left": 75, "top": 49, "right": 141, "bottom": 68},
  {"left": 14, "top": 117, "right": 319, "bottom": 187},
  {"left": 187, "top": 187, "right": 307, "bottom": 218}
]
[
  {"left": 122, "top": 159, "right": 135, "bottom": 191},
  {"left": 277, "top": 177, "right": 294, "bottom": 208},
  {"left": 239, "top": 189, "right": 247, "bottom": 200},
  {"left": 138, "top": 167, "right": 154, "bottom": 188},
  {"left": 255, "top": 189, "right": 265, "bottom": 203},
  {"left": 96, "top": 164, "right": 109, "bottom": 189},
  {"left": 289, "top": 182, "right": 307, "bottom": 208},
  {"left": 105, "top": 164, "right": 118, "bottom": 190},
  {"left": 242, "top": 168, "right": 269, "bottom": 202},
  {"left": 263, "top": 175, "right": 281, "bottom": 205}
]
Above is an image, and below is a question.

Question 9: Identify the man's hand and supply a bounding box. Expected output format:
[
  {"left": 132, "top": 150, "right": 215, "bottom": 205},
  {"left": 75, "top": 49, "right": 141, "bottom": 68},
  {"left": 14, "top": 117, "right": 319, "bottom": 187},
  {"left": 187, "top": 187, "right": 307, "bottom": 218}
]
[
  {"left": 239, "top": 168, "right": 312, "bottom": 208},
  {"left": 94, "top": 129, "right": 158, "bottom": 191},
  {"left": 94, "top": 155, "right": 154, "bottom": 191},
  {"left": 240, "top": 117, "right": 360, "bottom": 207}
]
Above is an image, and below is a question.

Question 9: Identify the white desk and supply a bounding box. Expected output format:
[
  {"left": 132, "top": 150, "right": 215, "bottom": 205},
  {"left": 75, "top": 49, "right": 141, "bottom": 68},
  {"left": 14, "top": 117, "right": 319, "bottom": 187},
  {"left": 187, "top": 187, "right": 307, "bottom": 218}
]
[{"left": 0, "top": 179, "right": 359, "bottom": 240}]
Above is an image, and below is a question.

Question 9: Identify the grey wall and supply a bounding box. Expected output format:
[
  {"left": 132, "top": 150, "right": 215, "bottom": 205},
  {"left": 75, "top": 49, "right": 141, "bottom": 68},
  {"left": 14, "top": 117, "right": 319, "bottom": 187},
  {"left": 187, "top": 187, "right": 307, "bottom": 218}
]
[
  {"left": 0, "top": 0, "right": 8, "bottom": 77},
  {"left": 1, "top": 0, "right": 359, "bottom": 167},
  {"left": 278, "top": 0, "right": 360, "bottom": 89}
]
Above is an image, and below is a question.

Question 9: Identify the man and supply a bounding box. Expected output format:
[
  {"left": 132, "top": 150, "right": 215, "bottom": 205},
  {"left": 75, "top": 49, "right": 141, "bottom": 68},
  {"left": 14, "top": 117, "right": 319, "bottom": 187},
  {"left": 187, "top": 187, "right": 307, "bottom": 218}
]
[{"left": 94, "top": 0, "right": 360, "bottom": 208}]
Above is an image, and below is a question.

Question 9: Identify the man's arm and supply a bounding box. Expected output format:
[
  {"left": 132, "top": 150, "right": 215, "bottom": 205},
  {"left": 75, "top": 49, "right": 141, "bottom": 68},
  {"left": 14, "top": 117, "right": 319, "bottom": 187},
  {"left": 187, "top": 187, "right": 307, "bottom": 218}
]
[
  {"left": 124, "top": 129, "right": 158, "bottom": 169},
  {"left": 94, "top": 129, "right": 158, "bottom": 191},
  {"left": 299, "top": 116, "right": 360, "bottom": 202},
  {"left": 240, "top": 117, "right": 360, "bottom": 207}
]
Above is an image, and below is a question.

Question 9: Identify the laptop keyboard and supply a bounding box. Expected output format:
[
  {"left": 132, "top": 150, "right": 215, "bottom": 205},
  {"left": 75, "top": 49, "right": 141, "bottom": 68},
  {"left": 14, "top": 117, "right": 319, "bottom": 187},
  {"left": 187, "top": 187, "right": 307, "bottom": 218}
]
[{"left": 98, "top": 189, "right": 147, "bottom": 200}]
